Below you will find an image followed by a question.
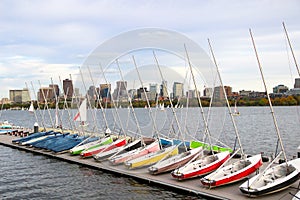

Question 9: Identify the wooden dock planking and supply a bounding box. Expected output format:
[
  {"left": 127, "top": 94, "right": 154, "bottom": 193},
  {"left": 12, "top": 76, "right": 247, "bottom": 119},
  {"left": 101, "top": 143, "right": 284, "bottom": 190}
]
[{"left": 0, "top": 134, "right": 298, "bottom": 200}]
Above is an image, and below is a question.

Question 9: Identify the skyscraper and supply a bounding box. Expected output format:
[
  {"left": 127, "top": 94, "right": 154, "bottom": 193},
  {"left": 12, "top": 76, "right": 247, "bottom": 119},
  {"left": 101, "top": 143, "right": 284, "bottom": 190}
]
[
  {"left": 49, "top": 84, "right": 60, "bottom": 98},
  {"left": 160, "top": 80, "right": 168, "bottom": 98},
  {"left": 294, "top": 78, "right": 300, "bottom": 88},
  {"left": 63, "top": 79, "right": 73, "bottom": 98},
  {"left": 9, "top": 89, "right": 30, "bottom": 103},
  {"left": 173, "top": 82, "right": 184, "bottom": 99},
  {"left": 149, "top": 83, "right": 158, "bottom": 93},
  {"left": 113, "top": 81, "right": 127, "bottom": 100},
  {"left": 100, "top": 83, "right": 111, "bottom": 102},
  {"left": 38, "top": 87, "right": 54, "bottom": 103}
]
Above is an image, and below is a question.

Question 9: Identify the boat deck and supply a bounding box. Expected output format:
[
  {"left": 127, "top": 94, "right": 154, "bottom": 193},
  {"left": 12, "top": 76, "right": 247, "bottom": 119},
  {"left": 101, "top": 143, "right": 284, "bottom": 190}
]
[{"left": 0, "top": 134, "right": 299, "bottom": 200}]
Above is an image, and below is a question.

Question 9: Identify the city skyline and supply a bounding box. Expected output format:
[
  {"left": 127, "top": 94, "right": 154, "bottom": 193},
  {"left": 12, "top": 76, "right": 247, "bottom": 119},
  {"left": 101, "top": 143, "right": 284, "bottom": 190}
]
[
  {"left": 1, "top": 1, "right": 300, "bottom": 98},
  {"left": 4, "top": 77, "right": 300, "bottom": 103}
]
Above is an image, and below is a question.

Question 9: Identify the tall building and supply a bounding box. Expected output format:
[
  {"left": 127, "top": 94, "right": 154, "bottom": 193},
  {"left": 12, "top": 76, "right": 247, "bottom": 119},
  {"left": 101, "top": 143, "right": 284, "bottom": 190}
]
[
  {"left": 113, "top": 81, "right": 127, "bottom": 100},
  {"left": 100, "top": 84, "right": 111, "bottom": 102},
  {"left": 149, "top": 83, "right": 158, "bottom": 93},
  {"left": 160, "top": 80, "right": 168, "bottom": 98},
  {"left": 294, "top": 78, "right": 300, "bottom": 88},
  {"left": 186, "top": 89, "right": 196, "bottom": 98},
  {"left": 224, "top": 86, "right": 232, "bottom": 96},
  {"left": 63, "top": 79, "right": 73, "bottom": 98},
  {"left": 203, "top": 87, "right": 212, "bottom": 97},
  {"left": 149, "top": 83, "right": 158, "bottom": 101},
  {"left": 116, "top": 81, "right": 127, "bottom": 91},
  {"left": 214, "top": 85, "right": 232, "bottom": 99},
  {"left": 128, "top": 89, "right": 137, "bottom": 99},
  {"left": 49, "top": 84, "right": 60, "bottom": 98},
  {"left": 88, "top": 86, "right": 96, "bottom": 100},
  {"left": 173, "top": 82, "right": 184, "bottom": 99},
  {"left": 137, "top": 87, "right": 148, "bottom": 99},
  {"left": 9, "top": 89, "right": 30, "bottom": 103},
  {"left": 38, "top": 87, "right": 54, "bottom": 103}
]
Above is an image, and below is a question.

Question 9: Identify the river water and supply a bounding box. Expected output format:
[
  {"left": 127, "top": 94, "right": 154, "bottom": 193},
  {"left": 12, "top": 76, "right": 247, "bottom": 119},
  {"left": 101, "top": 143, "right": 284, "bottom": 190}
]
[{"left": 0, "top": 106, "right": 299, "bottom": 199}]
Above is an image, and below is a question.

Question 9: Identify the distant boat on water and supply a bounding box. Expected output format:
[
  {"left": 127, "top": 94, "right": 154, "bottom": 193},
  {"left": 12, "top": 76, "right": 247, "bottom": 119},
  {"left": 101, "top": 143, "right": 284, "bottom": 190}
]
[{"left": 232, "top": 101, "right": 240, "bottom": 116}]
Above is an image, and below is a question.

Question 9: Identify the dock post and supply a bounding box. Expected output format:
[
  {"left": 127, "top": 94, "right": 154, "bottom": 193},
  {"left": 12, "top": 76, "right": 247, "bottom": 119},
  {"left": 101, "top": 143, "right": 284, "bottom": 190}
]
[{"left": 34, "top": 122, "right": 39, "bottom": 133}]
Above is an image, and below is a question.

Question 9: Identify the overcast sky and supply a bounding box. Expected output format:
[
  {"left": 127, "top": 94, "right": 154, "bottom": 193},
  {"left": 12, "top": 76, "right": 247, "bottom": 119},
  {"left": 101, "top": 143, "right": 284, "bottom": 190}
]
[{"left": 1, "top": 0, "right": 300, "bottom": 99}]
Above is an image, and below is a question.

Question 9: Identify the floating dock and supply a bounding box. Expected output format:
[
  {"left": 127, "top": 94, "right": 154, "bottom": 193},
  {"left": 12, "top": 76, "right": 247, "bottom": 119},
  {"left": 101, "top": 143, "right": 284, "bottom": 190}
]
[{"left": 0, "top": 134, "right": 299, "bottom": 200}]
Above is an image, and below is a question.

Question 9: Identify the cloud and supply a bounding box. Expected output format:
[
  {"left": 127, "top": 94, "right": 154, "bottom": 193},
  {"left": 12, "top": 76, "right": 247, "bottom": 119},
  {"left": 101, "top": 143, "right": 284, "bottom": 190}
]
[
  {"left": 0, "top": 55, "right": 79, "bottom": 98},
  {"left": 0, "top": 0, "right": 300, "bottom": 98}
]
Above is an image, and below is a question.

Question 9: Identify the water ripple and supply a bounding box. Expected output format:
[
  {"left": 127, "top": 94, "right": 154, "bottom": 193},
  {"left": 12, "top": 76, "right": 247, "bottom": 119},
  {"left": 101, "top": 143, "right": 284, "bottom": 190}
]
[{"left": 0, "top": 146, "right": 201, "bottom": 200}]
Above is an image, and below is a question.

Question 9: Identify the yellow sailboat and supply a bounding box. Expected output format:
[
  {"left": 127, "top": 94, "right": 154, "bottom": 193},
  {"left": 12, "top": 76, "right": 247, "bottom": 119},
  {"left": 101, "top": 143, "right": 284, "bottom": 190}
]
[{"left": 124, "top": 145, "right": 179, "bottom": 169}]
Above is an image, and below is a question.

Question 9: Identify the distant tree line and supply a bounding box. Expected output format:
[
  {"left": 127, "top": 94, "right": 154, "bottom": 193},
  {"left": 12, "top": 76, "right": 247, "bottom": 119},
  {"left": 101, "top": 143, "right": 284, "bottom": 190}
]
[{"left": 1, "top": 95, "right": 300, "bottom": 110}]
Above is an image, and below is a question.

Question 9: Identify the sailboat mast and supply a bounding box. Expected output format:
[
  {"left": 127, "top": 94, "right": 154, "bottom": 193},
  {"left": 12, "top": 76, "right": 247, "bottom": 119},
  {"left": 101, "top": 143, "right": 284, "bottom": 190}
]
[
  {"left": 184, "top": 44, "right": 215, "bottom": 154},
  {"left": 153, "top": 51, "right": 187, "bottom": 151},
  {"left": 79, "top": 67, "right": 98, "bottom": 132},
  {"left": 25, "top": 82, "right": 39, "bottom": 128},
  {"left": 38, "top": 80, "right": 55, "bottom": 128},
  {"left": 207, "top": 39, "right": 244, "bottom": 157},
  {"left": 249, "top": 29, "right": 288, "bottom": 162},
  {"left": 30, "top": 81, "right": 46, "bottom": 131},
  {"left": 132, "top": 55, "right": 160, "bottom": 139},
  {"left": 58, "top": 76, "right": 76, "bottom": 131},
  {"left": 282, "top": 22, "right": 300, "bottom": 77},
  {"left": 99, "top": 64, "right": 126, "bottom": 136},
  {"left": 87, "top": 66, "right": 107, "bottom": 132},
  {"left": 50, "top": 77, "right": 61, "bottom": 129},
  {"left": 115, "top": 59, "right": 143, "bottom": 140}
]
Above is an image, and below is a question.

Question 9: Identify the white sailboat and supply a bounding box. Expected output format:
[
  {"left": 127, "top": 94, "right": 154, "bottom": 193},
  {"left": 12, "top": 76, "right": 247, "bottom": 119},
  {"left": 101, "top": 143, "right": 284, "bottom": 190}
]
[
  {"left": 232, "top": 100, "right": 240, "bottom": 116},
  {"left": 73, "top": 99, "right": 88, "bottom": 127},
  {"left": 200, "top": 39, "right": 263, "bottom": 188},
  {"left": 239, "top": 28, "right": 300, "bottom": 197},
  {"left": 29, "top": 102, "right": 34, "bottom": 113}
]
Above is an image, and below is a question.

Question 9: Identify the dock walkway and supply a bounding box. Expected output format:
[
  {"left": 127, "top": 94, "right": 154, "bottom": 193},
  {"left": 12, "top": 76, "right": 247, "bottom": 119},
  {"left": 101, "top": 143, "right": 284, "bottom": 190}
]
[{"left": 0, "top": 134, "right": 298, "bottom": 200}]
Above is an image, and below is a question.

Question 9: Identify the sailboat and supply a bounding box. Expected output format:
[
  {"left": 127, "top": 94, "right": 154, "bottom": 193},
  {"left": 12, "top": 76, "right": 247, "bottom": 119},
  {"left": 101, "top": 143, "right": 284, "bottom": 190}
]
[
  {"left": 69, "top": 134, "right": 112, "bottom": 155},
  {"left": 171, "top": 150, "right": 230, "bottom": 180},
  {"left": 108, "top": 140, "right": 160, "bottom": 165},
  {"left": 239, "top": 28, "right": 300, "bottom": 197},
  {"left": 29, "top": 102, "right": 34, "bottom": 113},
  {"left": 80, "top": 136, "right": 127, "bottom": 158},
  {"left": 200, "top": 39, "right": 263, "bottom": 188},
  {"left": 124, "top": 145, "right": 179, "bottom": 169},
  {"left": 93, "top": 138, "right": 143, "bottom": 161},
  {"left": 232, "top": 100, "right": 240, "bottom": 116},
  {"left": 73, "top": 99, "right": 88, "bottom": 127},
  {"left": 148, "top": 146, "right": 203, "bottom": 175}
]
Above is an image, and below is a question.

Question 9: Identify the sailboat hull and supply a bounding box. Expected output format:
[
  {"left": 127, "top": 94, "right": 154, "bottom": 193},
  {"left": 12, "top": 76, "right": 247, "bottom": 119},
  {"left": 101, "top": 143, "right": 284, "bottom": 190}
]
[
  {"left": 80, "top": 138, "right": 125, "bottom": 158},
  {"left": 70, "top": 137, "right": 104, "bottom": 155},
  {"left": 189, "top": 140, "right": 232, "bottom": 153},
  {"left": 94, "top": 139, "right": 142, "bottom": 161},
  {"left": 148, "top": 147, "right": 202, "bottom": 175},
  {"left": 109, "top": 141, "right": 160, "bottom": 165},
  {"left": 239, "top": 158, "right": 300, "bottom": 197},
  {"left": 171, "top": 151, "right": 230, "bottom": 180},
  {"left": 125, "top": 145, "right": 178, "bottom": 169},
  {"left": 201, "top": 154, "right": 263, "bottom": 187}
]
